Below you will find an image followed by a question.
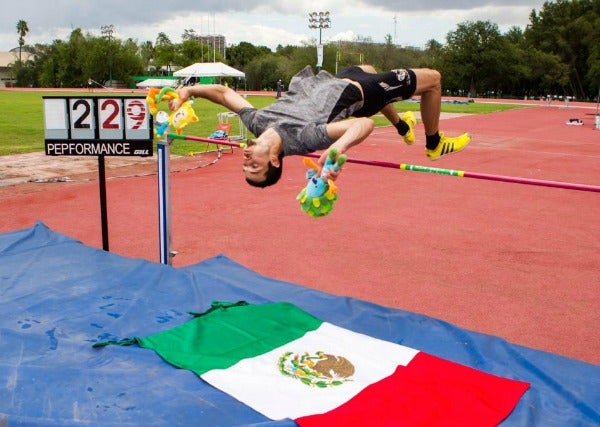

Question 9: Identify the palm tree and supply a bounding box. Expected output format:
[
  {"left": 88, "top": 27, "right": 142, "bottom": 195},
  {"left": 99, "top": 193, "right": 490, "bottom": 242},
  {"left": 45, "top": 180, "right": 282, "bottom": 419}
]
[{"left": 16, "top": 20, "right": 29, "bottom": 63}]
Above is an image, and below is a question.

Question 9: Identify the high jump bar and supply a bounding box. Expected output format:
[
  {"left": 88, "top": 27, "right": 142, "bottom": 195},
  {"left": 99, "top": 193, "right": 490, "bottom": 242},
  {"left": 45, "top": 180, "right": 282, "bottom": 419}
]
[{"left": 169, "top": 133, "right": 600, "bottom": 193}]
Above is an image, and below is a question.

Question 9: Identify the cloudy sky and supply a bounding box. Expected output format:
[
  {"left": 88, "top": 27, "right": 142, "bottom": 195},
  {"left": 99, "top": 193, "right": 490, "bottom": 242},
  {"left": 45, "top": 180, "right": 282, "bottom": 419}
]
[{"left": 2, "top": 0, "right": 546, "bottom": 52}]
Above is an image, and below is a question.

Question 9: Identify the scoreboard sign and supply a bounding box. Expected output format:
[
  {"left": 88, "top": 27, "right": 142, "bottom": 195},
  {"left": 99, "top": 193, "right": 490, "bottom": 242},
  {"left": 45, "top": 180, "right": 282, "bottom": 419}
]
[
  {"left": 43, "top": 96, "right": 153, "bottom": 156},
  {"left": 42, "top": 96, "right": 154, "bottom": 252}
]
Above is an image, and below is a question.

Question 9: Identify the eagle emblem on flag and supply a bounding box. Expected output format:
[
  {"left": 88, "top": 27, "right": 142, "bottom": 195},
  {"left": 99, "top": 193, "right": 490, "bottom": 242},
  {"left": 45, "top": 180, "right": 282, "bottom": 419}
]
[{"left": 278, "top": 351, "right": 355, "bottom": 387}]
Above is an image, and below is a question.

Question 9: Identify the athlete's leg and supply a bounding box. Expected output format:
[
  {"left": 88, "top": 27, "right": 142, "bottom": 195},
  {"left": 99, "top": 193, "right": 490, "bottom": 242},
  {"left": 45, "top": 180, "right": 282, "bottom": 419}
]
[
  {"left": 353, "top": 65, "right": 402, "bottom": 125},
  {"left": 353, "top": 65, "right": 415, "bottom": 144},
  {"left": 353, "top": 66, "right": 469, "bottom": 159},
  {"left": 411, "top": 68, "right": 471, "bottom": 159},
  {"left": 411, "top": 68, "right": 441, "bottom": 136},
  {"left": 355, "top": 64, "right": 377, "bottom": 73}
]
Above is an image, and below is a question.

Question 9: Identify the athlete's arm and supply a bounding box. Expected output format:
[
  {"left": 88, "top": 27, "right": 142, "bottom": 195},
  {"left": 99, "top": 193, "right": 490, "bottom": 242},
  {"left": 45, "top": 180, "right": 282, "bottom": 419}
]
[
  {"left": 318, "top": 117, "right": 375, "bottom": 180},
  {"left": 172, "top": 85, "right": 253, "bottom": 114},
  {"left": 324, "top": 117, "right": 374, "bottom": 155}
]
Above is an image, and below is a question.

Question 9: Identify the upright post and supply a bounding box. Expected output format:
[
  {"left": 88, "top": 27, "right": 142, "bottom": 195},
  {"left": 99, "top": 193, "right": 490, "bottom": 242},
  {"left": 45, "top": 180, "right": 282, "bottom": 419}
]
[{"left": 157, "top": 137, "right": 172, "bottom": 265}]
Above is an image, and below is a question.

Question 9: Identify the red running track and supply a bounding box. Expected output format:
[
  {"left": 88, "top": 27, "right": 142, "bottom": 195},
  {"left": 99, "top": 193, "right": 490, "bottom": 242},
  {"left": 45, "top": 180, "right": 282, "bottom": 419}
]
[{"left": 1, "top": 102, "right": 599, "bottom": 365}]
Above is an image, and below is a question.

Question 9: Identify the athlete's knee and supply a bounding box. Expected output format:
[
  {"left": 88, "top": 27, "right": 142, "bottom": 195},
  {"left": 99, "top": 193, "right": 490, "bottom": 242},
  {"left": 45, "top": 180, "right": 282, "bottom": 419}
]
[
  {"left": 414, "top": 68, "right": 441, "bottom": 93},
  {"left": 429, "top": 69, "right": 442, "bottom": 91},
  {"left": 357, "top": 64, "right": 377, "bottom": 74},
  {"left": 418, "top": 68, "right": 441, "bottom": 84}
]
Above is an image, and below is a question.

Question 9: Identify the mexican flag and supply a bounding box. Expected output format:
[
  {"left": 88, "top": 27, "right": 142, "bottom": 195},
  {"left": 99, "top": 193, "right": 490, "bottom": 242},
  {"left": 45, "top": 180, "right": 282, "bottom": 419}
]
[{"left": 94, "top": 301, "right": 529, "bottom": 426}]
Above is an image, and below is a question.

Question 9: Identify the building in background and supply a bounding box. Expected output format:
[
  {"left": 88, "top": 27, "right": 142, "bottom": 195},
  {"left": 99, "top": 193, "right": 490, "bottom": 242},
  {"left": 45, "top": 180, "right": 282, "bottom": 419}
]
[
  {"left": 193, "top": 34, "right": 227, "bottom": 60},
  {"left": 0, "top": 50, "right": 35, "bottom": 87}
]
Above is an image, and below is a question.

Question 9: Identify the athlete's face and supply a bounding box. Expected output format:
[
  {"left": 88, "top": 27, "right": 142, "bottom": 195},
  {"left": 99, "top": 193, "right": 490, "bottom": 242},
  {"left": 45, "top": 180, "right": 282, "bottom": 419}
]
[{"left": 242, "top": 139, "right": 270, "bottom": 183}]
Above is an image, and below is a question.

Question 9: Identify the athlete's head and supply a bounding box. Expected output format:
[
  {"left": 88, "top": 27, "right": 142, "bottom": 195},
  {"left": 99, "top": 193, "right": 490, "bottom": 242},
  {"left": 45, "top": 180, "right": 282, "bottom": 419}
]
[{"left": 242, "top": 138, "right": 283, "bottom": 187}]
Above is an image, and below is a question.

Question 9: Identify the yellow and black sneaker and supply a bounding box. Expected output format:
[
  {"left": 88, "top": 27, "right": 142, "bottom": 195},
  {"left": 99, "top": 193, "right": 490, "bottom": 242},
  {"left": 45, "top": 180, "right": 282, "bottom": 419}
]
[
  {"left": 401, "top": 111, "right": 416, "bottom": 145},
  {"left": 426, "top": 132, "right": 471, "bottom": 160}
]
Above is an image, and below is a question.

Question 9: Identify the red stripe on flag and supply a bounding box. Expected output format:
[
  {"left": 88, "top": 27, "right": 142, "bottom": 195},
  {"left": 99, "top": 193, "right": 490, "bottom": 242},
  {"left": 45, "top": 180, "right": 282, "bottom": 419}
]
[{"left": 296, "top": 352, "right": 529, "bottom": 427}]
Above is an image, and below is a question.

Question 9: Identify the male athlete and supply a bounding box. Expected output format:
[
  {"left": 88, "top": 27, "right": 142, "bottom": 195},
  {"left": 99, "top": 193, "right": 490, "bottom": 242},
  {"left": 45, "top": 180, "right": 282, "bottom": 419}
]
[{"left": 172, "top": 65, "right": 470, "bottom": 188}]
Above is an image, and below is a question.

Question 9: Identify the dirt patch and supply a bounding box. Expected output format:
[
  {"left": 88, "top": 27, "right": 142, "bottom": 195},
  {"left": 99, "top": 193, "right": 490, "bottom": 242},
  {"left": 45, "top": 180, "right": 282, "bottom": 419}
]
[
  {"left": 0, "top": 152, "right": 156, "bottom": 186},
  {"left": 0, "top": 151, "right": 225, "bottom": 196}
]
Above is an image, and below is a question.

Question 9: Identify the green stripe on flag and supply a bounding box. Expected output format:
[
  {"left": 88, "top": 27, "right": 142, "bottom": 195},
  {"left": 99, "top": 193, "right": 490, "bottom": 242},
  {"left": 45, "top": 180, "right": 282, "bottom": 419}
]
[{"left": 136, "top": 301, "right": 322, "bottom": 375}]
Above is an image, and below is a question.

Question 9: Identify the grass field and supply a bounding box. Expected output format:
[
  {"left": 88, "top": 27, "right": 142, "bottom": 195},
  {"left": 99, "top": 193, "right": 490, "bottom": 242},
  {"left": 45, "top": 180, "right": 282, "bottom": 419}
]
[{"left": 0, "top": 90, "right": 527, "bottom": 157}]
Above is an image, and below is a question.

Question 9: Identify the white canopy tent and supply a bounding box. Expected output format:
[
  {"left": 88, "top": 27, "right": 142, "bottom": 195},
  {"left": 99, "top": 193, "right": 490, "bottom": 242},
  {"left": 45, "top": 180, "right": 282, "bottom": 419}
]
[
  {"left": 173, "top": 62, "right": 245, "bottom": 79},
  {"left": 136, "top": 78, "right": 179, "bottom": 88}
]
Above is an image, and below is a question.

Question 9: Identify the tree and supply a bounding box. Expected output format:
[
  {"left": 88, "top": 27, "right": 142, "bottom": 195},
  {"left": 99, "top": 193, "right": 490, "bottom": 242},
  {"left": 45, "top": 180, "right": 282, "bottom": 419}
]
[
  {"left": 139, "top": 41, "right": 156, "bottom": 74},
  {"left": 16, "top": 20, "right": 29, "bottom": 63},
  {"left": 444, "top": 20, "right": 508, "bottom": 97},
  {"left": 111, "top": 38, "right": 144, "bottom": 85},
  {"left": 227, "top": 42, "right": 272, "bottom": 70},
  {"left": 178, "top": 39, "right": 223, "bottom": 65},
  {"left": 155, "top": 32, "right": 177, "bottom": 75},
  {"left": 55, "top": 29, "right": 87, "bottom": 87},
  {"left": 284, "top": 44, "right": 316, "bottom": 75},
  {"left": 29, "top": 28, "right": 144, "bottom": 88},
  {"left": 587, "top": 42, "right": 600, "bottom": 99},
  {"left": 37, "top": 43, "right": 63, "bottom": 87},
  {"left": 526, "top": 49, "right": 570, "bottom": 97},
  {"left": 181, "top": 29, "right": 197, "bottom": 41},
  {"left": 526, "top": 0, "right": 600, "bottom": 99},
  {"left": 12, "top": 12, "right": 597, "bottom": 97},
  {"left": 242, "top": 52, "right": 296, "bottom": 91},
  {"left": 378, "top": 34, "right": 397, "bottom": 71}
]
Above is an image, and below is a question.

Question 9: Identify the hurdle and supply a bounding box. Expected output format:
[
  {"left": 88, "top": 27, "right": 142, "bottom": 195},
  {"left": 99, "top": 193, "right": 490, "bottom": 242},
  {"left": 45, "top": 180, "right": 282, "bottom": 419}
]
[{"left": 157, "top": 133, "right": 600, "bottom": 264}]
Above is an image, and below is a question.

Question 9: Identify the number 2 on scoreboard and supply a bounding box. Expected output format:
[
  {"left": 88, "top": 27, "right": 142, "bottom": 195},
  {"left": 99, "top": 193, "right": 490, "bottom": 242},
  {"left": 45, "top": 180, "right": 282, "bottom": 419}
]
[
  {"left": 101, "top": 99, "right": 121, "bottom": 129},
  {"left": 71, "top": 99, "right": 92, "bottom": 129}
]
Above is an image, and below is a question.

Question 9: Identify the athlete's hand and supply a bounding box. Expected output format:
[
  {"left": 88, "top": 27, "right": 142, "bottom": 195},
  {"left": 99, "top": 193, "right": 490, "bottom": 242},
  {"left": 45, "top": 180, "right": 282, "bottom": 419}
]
[
  {"left": 317, "top": 150, "right": 342, "bottom": 181},
  {"left": 169, "top": 87, "right": 190, "bottom": 111}
]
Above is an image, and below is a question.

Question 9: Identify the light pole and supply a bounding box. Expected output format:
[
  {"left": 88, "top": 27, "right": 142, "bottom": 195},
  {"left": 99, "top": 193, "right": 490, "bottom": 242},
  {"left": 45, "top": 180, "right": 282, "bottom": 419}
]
[
  {"left": 308, "top": 11, "right": 331, "bottom": 70},
  {"left": 101, "top": 25, "right": 114, "bottom": 88}
]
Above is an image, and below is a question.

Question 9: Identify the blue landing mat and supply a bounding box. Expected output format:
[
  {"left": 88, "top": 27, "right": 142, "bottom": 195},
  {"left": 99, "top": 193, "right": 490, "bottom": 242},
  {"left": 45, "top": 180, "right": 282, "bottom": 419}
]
[{"left": 0, "top": 222, "right": 598, "bottom": 426}]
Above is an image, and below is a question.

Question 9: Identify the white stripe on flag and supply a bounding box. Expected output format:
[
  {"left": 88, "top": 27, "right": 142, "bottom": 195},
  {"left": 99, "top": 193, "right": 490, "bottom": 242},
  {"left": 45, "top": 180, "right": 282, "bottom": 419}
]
[{"left": 201, "top": 322, "right": 419, "bottom": 420}]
